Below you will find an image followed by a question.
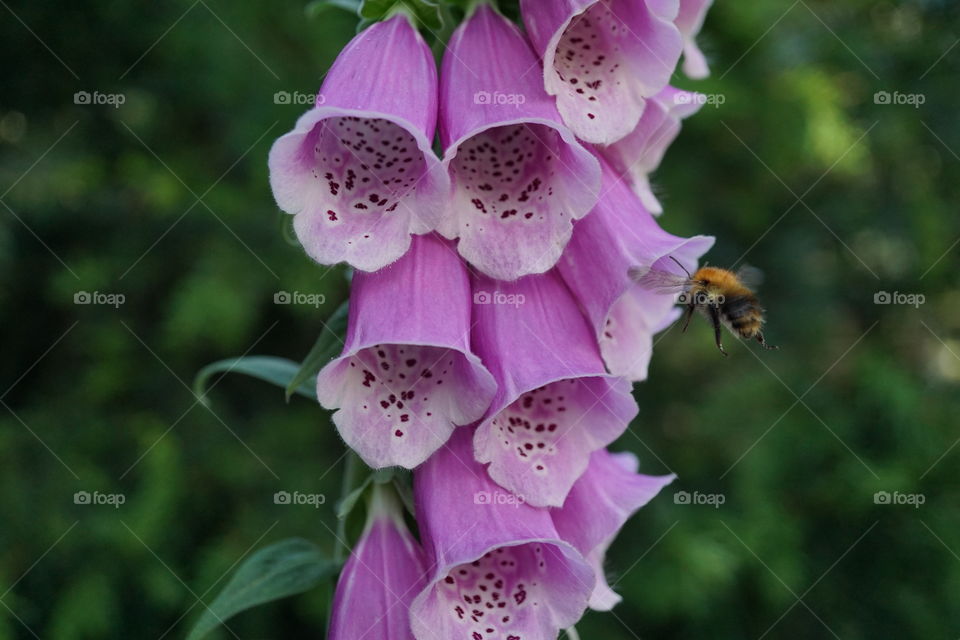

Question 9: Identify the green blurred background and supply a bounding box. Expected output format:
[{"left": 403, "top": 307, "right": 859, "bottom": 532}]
[{"left": 1, "top": 0, "right": 958, "bottom": 638}]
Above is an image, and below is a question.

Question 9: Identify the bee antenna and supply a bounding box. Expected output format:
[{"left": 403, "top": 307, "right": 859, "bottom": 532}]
[{"left": 668, "top": 255, "right": 692, "bottom": 279}]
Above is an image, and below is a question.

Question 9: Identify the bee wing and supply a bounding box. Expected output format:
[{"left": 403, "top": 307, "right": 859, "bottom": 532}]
[
  {"left": 735, "top": 264, "right": 765, "bottom": 290},
  {"left": 628, "top": 265, "right": 691, "bottom": 294}
]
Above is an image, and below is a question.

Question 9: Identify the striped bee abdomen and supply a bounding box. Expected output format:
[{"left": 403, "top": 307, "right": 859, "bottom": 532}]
[{"left": 721, "top": 294, "right": 764, "bottom": 338}]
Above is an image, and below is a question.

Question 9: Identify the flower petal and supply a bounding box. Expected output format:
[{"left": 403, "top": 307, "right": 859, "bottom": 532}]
[
  {"left": 268, "top": 15, "right": 448, "bottom": 271},
  {"left": 317, "top": 234, "right": 496, "bottom": 469},
  {"left": 557, "top": 158, "right": 714, "bottom": 381},
  {"left": 585, "top": 547, "right": 621, "bottom": 611},
  {"left": 552, "top": 449, "right": 674, "bottom": 610},
  {"left": 411, "top": 428, "right": 594, "bottom": 640},
  {"left": 439, "top": 5, "right": 600, "bottom": 280},
  {"left": 598, "top": 86, "right": 704, "bottom": 215},
  {"left": 471, "top": 270, "right": 638, "bottom": 507},
  {"left": 676, "top": 0, "right": 714, "bottom": 79},
  {"left": 330, "top": 487, "right": 427, "bottom": 640},
  {"left": 553, "top": 449, "right": 674, "bottom": 556},
  {"left": 522, "top": 0, "right": 683, "bottom": 144}
]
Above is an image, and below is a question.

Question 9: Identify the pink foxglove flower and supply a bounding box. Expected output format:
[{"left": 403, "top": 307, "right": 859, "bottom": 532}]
[
  {"left": 438, "top": 5, "right": 600, "bottom": 281},
  {"left": 410, "top": 428, "right": 594, "bottom": 640},
  {"left": 552, "top": 448, "right": 674, "bottom": 610},
  {"left": 329, "top": 484, "right": 427, "bottom": 640},
  {"left": 269, "top": 15, "right": 449, "bottom": 272},
  {"left": 521, "top": 0, "right": 683, "bottom": 144},
  {"left": 557, "top": 158, "right": 714, "bottom": 382},
  {"left": 316, "top": 234, "right": 497, "bottom": 469},
  {"left": 677, "top": 0, "right": 714, "bottom": 79},
  {"left": 471, "top": 270, "right": 638, "bottom": 507},
  {"left": 598, "top": 86, "right": 704, "bottom": 215}
]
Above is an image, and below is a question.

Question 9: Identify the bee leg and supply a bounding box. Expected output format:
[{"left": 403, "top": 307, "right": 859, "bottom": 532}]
[
  {"left": 708, "top": 305, "right": 727, "bottom": 356},
  {"left": 756, "top": 332, "right": 779, "bottom": 350},
  {"left": 680, "top": 302, "right": 696, "bottom": 333}
]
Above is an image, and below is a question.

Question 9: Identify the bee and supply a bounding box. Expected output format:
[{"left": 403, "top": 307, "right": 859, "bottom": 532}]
[{"left": 630, "top": 257, "right": 777, "bottom": 356}]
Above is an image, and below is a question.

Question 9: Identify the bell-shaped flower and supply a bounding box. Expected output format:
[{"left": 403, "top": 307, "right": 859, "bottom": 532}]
[
  {"left": 268, "top": 14, "right": 449, "bottom": 272},
  {"left": 521, "top": 0, "right": 683, "bottom": 144},
  {"left": 598, "top": 86, "right": 704, "bottom": 215},
  {"left": 410, "top": 428, "right": 594, "bottom": 640},
  {"left": 316, "top": 234, "right": 497, "bottom": 469},
  {"left": 557, "top": 158, "right": 714, "bottom": 382},
  {"left": 329, "top": 483, "right": 428, "bottom": 639},
  {"left": 438, "top": 4, "right": 600, "bottom": 281},
  {"left": 552, "top": 448, "right": 675, "bottom": 610},
  {"left": 677, "top": 0, "right": 714, "bottom": 79},
  {"left": 470, "top": 270, "right": 638, "bottom": 507}
]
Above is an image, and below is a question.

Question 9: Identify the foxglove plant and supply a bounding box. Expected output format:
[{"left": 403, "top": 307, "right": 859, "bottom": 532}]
[
  {"left": 316, "top": 233, "right": 497, "bottom": 469},
  {"left": 410, "top": 428, "right": 595, "bottom": 640},
  {"left": 558, "top": 158, "right": 714, "bottom": 381},
  {"left": 269, "top": 14, "right": 449, "bottom": 272},
  {"left": 598, "top": 86, "right": 704, "bottom": 215},
  {"left": 329, "top": 483, "right": 428, "bottom": 640},
  {"left": 202, "top": 1, "right": 721, "bottom": 637},
  {"left": 438, "top": 4, "right": 601, "bottom": 281},
  {"left": 521, "top": 0, "right": 683, "bottom": 144},
  {"left": 470, "top": 269, "right": 638, "bottom": 507}
]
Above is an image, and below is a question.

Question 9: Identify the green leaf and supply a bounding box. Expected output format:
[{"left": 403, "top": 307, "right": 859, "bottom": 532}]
[
  {"left": 194, "top": 356, "right": 316, "bottom": 404},
  {"left": 305, "top": 0, "right": 362, "bottom": 19},
  {"left": 392, "top": 473, "right": 416, "bottom": 516},
  {"left": 333, "top": 466, "right": 399, "bottom": 521},
  {"left": 284, "top": 300, "right": 350, "bottom": 401},
  {"left": 186, "top": 538, "right": 337, "bottom": 640},
  {"left": 336, "top": 481, "right": 370, "bottom": 520}
]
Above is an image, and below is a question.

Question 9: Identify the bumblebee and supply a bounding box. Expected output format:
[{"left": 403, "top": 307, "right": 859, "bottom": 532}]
[{"left": 630, "top": 257, "right": 777, "bottom": 356}]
